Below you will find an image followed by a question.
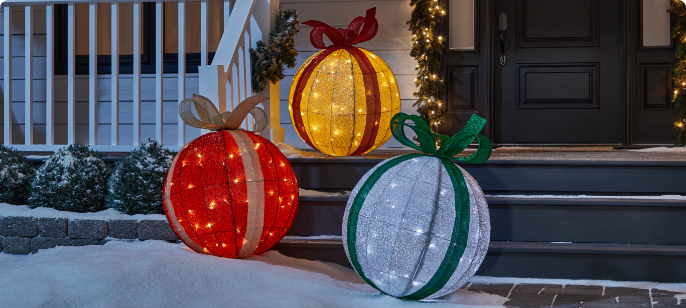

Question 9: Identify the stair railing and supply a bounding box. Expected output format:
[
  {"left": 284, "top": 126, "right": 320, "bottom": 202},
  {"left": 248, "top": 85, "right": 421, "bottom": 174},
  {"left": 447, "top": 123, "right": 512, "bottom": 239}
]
[{"left": 1, "top": 0, "right": 281, "bottom": 152}]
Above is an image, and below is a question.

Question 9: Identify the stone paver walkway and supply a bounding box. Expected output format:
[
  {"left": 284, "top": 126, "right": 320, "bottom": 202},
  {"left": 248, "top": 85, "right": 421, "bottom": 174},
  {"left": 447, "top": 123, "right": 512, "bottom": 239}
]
[{"left": 463, "top": 282, "right": 684, "bottom": 307}]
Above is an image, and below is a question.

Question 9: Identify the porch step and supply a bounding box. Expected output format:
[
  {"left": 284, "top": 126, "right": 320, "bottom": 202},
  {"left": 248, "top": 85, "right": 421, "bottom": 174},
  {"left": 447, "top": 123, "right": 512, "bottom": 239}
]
[
  {"left": 289, "top": 156, "right": 686, "bottom": 195},
  {"left": 285, "top": 194, "right": 686, "bottom": 283},
  {"left": 273, "top": 237, "right": 686, "bottom": 283},
  {"left": 289, "top": 196, "right": 686, "bottom": 245}
]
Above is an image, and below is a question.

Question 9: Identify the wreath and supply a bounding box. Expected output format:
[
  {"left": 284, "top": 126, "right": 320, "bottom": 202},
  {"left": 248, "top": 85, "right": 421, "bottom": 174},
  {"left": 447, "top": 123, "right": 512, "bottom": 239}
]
[{"left": 250, "top": 9, "right": 300, "bottom": 92}]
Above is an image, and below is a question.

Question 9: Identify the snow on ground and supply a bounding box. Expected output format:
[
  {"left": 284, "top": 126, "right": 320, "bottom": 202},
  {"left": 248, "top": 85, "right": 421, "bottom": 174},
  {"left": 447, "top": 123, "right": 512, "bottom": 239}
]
[
  {"left": 628, "top": 146, "right": 686, "bottom": 152},
  {"left": 298, "top": 188, "right": 350, "bottom": 197},
  {"left": 486, "top": 194, "right": 686, "bottom": 200},
  {"left": 2, "top": 241, "right": 686, "bottom": 307},
  {"left": 276, "top": 143, "right": 328, "bottom": 158},
  {"left": 0, "top": 203, "right": 167, "bottom": 220},
  {"left": 0, "top": 240, "right": 506, "bottom": 308}
]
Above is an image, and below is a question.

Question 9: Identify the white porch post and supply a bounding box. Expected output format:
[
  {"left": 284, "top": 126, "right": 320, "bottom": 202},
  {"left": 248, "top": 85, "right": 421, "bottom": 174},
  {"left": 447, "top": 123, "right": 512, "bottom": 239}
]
[
  {"left": 259, "top": 0, "right": 283, "bottom": 143},
  {"left": 25, "top": 4, "right": 33, "bottom": 145},
  {"left": 3, "top": 6, "right": 11, "bottom": 145}
]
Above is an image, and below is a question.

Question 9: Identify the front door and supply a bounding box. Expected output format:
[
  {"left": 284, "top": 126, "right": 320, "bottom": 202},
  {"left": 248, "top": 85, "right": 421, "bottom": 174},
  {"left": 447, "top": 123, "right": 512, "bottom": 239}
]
[{"left": 493, "top": 0, "right": 624, "bottom": 144}]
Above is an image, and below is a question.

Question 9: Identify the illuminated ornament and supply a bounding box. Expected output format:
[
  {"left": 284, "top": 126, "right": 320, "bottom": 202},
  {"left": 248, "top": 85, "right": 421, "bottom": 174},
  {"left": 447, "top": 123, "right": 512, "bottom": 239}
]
[
  {"left": 163, "top": 95, "right": 299, "bottom": 258},
  {"left": 289, "top": 8, "right": 401, "bottom": 156},
  {"left": 343, "top": 113, "right": 492, "bottom": 300}
]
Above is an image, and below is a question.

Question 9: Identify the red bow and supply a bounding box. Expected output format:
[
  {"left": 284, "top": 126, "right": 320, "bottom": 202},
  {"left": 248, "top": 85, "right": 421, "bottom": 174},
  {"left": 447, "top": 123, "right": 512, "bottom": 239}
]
[{"left": 303, "top": 7, "right": 379, "bottom": 49}]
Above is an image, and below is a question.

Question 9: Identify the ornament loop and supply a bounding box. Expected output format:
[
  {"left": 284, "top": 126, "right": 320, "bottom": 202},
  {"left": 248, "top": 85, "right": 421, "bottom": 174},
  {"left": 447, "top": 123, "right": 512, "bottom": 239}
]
[
  {"left": 302, "top": 7, "right": 378, "bottom": 49},
  {"left": 390, "top": 113, "right": 492, "bottom": 164},
  {"left": 179, "top": 94, "right": 269, "bottom": 133}
]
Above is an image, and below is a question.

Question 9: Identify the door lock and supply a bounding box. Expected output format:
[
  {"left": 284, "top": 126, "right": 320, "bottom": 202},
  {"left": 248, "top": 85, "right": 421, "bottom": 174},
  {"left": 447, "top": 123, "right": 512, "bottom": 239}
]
[{"left": 499, "top": 13, "right": 507, "bottom": 66}]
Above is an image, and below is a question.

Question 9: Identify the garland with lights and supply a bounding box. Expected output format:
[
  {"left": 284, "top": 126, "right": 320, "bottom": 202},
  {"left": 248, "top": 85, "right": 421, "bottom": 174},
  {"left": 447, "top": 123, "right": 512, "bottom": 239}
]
[
  {"left": 669, "top": 0, "right": 686, "bottom": 145},
  {"left": 250, "top": 9, "right": 299, "bottom": 93},
  {"left": 407, "top": 0, "right": 446, "bottom": 132}
]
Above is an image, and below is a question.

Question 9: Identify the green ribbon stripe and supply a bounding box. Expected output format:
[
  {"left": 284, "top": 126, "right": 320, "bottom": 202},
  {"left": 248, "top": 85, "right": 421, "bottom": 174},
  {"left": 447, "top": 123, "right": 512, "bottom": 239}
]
[
  {"left": 346, "top": 113, "right": 492, "bottom": 300},
  {"left": 347, "top": 153, "right": 425, "bottom": 292}
]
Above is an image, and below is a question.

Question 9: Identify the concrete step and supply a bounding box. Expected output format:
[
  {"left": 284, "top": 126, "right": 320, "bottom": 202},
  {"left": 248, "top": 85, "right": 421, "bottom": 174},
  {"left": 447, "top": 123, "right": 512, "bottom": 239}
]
[
  {"left": 274, "top": 236, "right": 686, "bottom": 283},
  {"left": 285, "top": 195, "right": 686, "bottom": 283},
  {"left": 290, "top": 195, "right": 686, "bottom": 245}
]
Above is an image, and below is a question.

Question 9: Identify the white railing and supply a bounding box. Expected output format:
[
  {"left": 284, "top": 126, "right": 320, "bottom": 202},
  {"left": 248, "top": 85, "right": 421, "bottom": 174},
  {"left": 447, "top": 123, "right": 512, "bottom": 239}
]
[{"left": 1, "top": 0, "right": 282, "bottom": 152}]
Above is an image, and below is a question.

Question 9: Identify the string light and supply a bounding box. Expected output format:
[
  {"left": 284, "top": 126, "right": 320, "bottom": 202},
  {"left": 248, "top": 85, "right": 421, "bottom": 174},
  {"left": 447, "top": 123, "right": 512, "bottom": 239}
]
[
  {"left": 410, "top": 0, "right": 446, "bottom": 133},
  {"left": 669, "top": 1, "right": 686, "bottom": 145}
]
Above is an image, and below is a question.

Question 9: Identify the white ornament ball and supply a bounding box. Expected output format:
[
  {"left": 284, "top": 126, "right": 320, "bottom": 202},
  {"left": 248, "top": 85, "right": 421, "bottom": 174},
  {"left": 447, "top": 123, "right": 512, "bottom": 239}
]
[{"left": 342, "top": 154, "right": 490, "bottom": 300}]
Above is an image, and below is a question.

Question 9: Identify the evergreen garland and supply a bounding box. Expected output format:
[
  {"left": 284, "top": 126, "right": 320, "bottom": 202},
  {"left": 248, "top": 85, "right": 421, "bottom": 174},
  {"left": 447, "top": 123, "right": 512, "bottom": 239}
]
[
  {"left": 106, "top": 141, "right": 176, "bottom": 215},
  {"left": 0, "top": 145, "right": 35, "bottom": 205},
  {"left": 669, "top": 0, "right": 686, "bottom": 145},
  {"left": 29, "top": 144, "right": 109, "bottom": 213},
  {"left": 408, "top": 0, "right": 446, "bottom": 132},
  {"left": 250, "top": 9, "right": 300, "bottom": 92}
]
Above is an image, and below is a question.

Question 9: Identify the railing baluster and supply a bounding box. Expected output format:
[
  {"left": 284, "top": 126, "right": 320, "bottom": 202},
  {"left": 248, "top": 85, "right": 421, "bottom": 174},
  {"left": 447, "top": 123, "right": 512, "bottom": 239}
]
[
  {"left": 133, "top": 1, "right": 141, "bottom": 145},
  {"left": 3, "top": 6, "right": 11, "bottom": 145},
  {"left": 224, "top": 0, "right": 231, "bottom": 30},
  {"left": 25, "top": 4, "right": 33, "bottom": 145},
  {"left": 155, "top": 0, "right": 163, "bottom": 143},
  {"left": 67, "top": 3, "right": 75, "bottom": 144},
  {"left": 46, "top": 4, "right": 54, "bottom": 145},
  {"left": 89, "top": 2, "right": 97, "bottom": 145},
  {"left": 111, "top": 2, "right": 119, "bottom": 145},
  {"left": 232, "top": 62, "right": 238, "bottom": 111},
  {"left": 243, "top": 31, "right": 249, "bottom": 129},
  {"left": 177, "top": 0, "right": 185, "bottom": 146},
  {"left": 200, "top": 0, "right": 207, "bottom": 66},
  {"left": 235, "top": 49, "right": 242, "bottom": 104}
]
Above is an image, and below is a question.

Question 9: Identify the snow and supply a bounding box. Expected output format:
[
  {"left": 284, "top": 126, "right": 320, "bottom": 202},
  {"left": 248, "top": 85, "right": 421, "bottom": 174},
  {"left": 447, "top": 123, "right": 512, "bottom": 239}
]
[
  {"left": 282, "top": 235, "right": 343, "bottom": 241},
  {"left": 0, "top": 240, "right": 506, "bottom": 308},
  {"left": 628, "top": 146, "right": 686, "bottom": 152},
  {"left": 277, "top": 143, "right": 327, "bottom": 158},
  {"left": 486, "top": 194, "right": 686, "bottom": 200},
  {"left": 0, "top": 203, "right": 167, "bottom": 221},
  {"left": 1, "top": 240, "right": 684, "bottom": 307},
  {"left": 298, "top": 188, "right": 350, "bottom": 197}
]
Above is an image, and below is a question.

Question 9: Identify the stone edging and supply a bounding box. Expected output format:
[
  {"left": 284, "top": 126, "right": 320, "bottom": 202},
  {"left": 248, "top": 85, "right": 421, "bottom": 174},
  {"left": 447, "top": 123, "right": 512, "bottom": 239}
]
[{"left": 0, "top": 216, "right": 179, "bottom": 255}]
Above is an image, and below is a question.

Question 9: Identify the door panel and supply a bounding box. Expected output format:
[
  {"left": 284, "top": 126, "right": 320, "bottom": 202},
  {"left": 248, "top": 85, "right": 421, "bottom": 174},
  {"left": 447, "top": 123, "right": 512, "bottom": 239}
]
[
  {"left": 440, "top": 0, "right": 492, "bottom": 138},
  {"left": 493, "top": 0, "right": 624, "bottom": 144},
  {"left": 629, "top": 0, "right": 679, "bottom": 145}
]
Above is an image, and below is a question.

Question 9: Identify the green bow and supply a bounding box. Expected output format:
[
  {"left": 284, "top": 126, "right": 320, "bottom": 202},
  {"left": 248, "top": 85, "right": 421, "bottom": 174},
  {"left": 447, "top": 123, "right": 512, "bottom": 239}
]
[{"left": 390, "top": 113, "right": 492, "bottom": 164}]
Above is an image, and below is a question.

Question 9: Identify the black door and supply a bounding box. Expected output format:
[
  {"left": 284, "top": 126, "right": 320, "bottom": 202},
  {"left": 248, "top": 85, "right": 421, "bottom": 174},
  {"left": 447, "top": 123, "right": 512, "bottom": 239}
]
[{"left": 493, "top": 0, "right": 624, "bottom": 144}]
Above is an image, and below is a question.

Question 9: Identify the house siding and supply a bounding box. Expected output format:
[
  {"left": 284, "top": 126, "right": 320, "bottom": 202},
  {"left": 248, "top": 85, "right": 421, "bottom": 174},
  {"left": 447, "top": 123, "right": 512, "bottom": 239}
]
[{"left": 1, "top": 1, "right": 418, "bottom": 150}]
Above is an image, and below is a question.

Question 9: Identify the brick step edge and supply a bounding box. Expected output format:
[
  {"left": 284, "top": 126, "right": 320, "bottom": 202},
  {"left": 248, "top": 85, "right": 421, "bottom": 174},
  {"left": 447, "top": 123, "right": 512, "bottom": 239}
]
[{"left": 0, "top": 216, "right": 178, "bottom": 255}]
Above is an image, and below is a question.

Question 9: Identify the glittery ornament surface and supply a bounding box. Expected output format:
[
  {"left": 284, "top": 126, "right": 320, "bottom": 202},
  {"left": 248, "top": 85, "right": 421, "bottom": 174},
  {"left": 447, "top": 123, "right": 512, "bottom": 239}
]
[
  {"left": 289, "top": 8, "right": 401, "bottom": 156},
  {"left": 163, "top": 130, "right": 299, "bottom": 258},
  {"left": 343, "top": 155, "right": 490, "bottom": 300}
]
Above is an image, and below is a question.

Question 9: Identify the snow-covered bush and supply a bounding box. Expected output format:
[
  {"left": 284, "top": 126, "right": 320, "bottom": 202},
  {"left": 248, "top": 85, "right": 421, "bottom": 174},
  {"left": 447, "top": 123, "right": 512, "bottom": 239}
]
[
  {"left": 29, "top": 144, "right": 109, "bottom": 212},
  {"left": 0, "top": 145, "right": 35, "bottom": 205},
  {"left": 106, "top": 141, "right": 175, "bottom": 215}
]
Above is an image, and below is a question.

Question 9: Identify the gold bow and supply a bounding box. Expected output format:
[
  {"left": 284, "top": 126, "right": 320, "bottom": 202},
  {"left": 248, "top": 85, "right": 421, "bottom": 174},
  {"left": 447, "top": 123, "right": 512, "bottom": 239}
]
[{"left": 179, "top": 94, "right": 269, "bottom": 133}]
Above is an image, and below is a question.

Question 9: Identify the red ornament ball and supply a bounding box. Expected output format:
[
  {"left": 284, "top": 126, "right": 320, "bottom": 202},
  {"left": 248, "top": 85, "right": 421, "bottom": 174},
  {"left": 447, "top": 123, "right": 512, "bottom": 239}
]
[{"left": 163, "top": 130, "right": 299, "bottom": 258}]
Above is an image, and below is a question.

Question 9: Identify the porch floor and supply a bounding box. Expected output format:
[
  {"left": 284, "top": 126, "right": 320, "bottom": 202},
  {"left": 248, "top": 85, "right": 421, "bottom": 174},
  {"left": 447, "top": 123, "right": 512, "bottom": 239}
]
[{"left": 319, "top": 147, "right": 686, "bottom": 162}]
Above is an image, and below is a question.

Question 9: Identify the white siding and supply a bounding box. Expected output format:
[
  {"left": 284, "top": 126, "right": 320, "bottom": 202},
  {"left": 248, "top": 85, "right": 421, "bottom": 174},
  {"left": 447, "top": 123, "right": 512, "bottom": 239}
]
[{"left": 2, "top": 1, "right": 419, "bottom": 150}]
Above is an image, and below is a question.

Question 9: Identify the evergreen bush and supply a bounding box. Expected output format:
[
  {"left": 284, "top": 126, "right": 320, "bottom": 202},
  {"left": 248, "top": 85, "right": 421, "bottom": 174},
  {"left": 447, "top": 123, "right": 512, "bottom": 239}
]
[
  {"left": 106, "top": 141, "right": 176, "bottom": 215},
  {"left": 0, "top": 145, "right": 35, "bottom": 205},
  {"left": 29, "top": 144, "right": 109, "bottom": 212}
]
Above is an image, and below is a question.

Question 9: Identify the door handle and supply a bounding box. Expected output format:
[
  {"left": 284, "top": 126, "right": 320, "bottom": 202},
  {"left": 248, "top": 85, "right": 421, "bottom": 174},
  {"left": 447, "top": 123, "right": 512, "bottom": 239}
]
[{"left": 499, "top": 13, "right": 507, "bottom": 66}]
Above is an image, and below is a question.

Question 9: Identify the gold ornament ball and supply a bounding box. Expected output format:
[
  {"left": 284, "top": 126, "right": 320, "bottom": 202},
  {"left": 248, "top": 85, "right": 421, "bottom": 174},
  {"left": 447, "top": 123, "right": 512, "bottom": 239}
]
[{"left": 289, "top": 48, "right": 401, "bottom": 156}]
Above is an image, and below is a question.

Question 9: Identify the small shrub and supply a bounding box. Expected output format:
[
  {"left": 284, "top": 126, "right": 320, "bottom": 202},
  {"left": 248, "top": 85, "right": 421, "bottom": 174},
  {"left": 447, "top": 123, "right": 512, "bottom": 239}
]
[
  {"left": 0, "top": 145, "right": 35, "bottom": 205},
  {"left": 29, "top": 144, "right": 109, "bottom": 212},
  {"left": 106, "top": 141, "right": 176, "bottom": 215}
]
